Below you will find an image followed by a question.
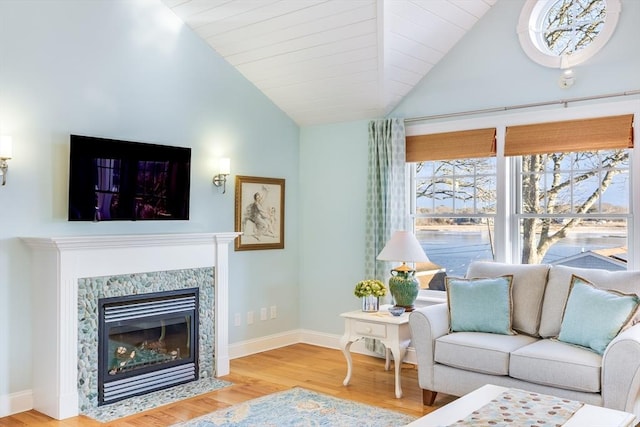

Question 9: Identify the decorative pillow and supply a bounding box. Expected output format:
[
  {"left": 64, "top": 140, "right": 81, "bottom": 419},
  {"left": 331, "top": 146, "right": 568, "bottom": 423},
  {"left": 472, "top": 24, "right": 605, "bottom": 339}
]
[
  {"left": 466, "top": 261, "right": 550, "bottom": 336},
  {"left": 446, "top": 275, "right": 515, "bottom": 335},
  {"left": 539, "top": 265, "right": 640, "bottom": 338},
  {"left": 558, "top": 275, "right": 640, "bottom": 355}
]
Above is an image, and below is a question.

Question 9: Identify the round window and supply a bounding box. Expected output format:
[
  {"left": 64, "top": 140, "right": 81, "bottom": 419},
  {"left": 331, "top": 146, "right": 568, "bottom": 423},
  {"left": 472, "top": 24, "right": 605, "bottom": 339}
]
[{"left": 517, "top": 0, "right": 621, "bottom": 68}]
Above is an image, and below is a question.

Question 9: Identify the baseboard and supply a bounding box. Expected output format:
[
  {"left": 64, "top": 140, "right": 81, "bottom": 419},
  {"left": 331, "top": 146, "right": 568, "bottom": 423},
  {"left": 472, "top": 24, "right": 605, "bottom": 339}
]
[
  {"left": 0, "top": 389, "right": 33, "bottom": 418},
  {"left": 228, "top": 330, "right": 302, "bottom": 359},
  {"left": 228, "top": 329, "right": 417, "bottom": 365}
]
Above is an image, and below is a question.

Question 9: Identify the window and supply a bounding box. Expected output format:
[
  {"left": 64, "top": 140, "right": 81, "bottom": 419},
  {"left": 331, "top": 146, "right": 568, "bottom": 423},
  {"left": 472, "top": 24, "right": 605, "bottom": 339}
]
[
  {"left": 406, "top": 128, "right": 497, "bottom": 278},
  {"left": 412, "top": 158, "right": 496, "bottom": 277},
  {"left": 408, "top": 112, "right": 635, "bottom": 279},
  {"left": 517, "top": 0, "right": 621, "bottom": 68},
  {"left": 517, "top": 150, "right": 629, "bottom": 268}
]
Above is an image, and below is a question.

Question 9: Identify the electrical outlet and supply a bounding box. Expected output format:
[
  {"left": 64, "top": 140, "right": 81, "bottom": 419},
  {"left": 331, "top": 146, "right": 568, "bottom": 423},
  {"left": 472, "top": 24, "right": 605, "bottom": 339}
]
[
  {"left": 234, "top": 313, "right": 241, "bottom": 326},
  {"left": 270, "top": 305, "right": 277, "bottom": 319},
  {"left": 247, "top": 311, "right": 254, "bottom": 325},
  {"left": 260, "top": 307, "right": 267, "bottom": 321}
]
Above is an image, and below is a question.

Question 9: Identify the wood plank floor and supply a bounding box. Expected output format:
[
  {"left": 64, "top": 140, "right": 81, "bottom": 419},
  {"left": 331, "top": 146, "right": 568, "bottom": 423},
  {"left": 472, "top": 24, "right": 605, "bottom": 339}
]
[{"left": 0, "top": 343, "right": 456, "bottom": 426}]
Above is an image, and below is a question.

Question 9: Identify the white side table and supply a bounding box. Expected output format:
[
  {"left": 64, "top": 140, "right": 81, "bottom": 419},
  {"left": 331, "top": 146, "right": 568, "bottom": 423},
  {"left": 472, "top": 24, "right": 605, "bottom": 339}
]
[{"left": 339, "top": 308, "right": 411, "bottom": 398}]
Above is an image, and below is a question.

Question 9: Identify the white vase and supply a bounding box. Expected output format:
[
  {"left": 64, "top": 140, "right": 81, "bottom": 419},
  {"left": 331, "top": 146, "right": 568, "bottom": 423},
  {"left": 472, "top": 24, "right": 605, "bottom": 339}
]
[{"left": 361, "top": 295, "right": 379, "bottom": 312}]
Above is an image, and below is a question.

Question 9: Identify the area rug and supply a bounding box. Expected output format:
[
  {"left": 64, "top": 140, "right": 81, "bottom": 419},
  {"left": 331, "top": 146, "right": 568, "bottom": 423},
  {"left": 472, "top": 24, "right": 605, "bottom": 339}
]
[
  {"left": 171, "top": 387, "right": 416, "bottom": 427},
  {"left": 83, "top": 377, "right": 232, "bottom": 422}
]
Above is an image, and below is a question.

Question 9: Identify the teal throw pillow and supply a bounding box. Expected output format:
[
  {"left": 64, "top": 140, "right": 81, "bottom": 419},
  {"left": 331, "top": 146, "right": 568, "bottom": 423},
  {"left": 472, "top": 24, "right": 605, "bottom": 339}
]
[
  {"left": 558, "top": 275, "right": 640, "bottom": 355},
  {"left": 446, "top": 276, "right": 515, "bottom": 335}
]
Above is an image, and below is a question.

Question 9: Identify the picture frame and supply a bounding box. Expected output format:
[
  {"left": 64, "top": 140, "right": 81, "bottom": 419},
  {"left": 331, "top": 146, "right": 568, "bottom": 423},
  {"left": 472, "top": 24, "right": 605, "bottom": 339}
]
[{"left": 234, "top": 175, "right": 285, "bottom": 251}]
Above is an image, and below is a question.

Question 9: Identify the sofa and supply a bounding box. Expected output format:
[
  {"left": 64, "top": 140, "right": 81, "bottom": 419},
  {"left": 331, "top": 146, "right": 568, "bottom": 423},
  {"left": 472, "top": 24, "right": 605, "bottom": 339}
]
[{"left": 408, "top": 261, "right": 640, "bottom": 421}]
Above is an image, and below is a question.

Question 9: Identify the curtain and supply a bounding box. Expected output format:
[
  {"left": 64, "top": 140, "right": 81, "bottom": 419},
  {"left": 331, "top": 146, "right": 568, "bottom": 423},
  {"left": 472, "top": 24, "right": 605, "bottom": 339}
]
[
  {"left": 364, "top": 118, "right": 406, "bottom": 354},
  {"left": 365, "top": 118, "right": 408, "bottom": 283}
]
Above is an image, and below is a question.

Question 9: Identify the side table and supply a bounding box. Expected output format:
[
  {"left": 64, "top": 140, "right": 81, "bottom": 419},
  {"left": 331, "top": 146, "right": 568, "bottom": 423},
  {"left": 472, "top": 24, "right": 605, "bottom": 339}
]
[{"left": 339, "top": 308, "right": 411, "bottom": 398}]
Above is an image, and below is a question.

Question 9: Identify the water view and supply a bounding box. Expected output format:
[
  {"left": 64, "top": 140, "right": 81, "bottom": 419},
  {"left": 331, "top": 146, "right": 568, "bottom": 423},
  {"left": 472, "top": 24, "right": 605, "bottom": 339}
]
[{"left": 418, "top": 228, "right": 627, "bottom": 277}]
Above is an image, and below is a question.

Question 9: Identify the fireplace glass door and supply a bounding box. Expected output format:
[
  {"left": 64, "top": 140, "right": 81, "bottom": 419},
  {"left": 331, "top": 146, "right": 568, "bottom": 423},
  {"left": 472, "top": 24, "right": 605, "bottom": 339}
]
[{"left": 98, "top": 288, "right": 199, "bottom": 405}]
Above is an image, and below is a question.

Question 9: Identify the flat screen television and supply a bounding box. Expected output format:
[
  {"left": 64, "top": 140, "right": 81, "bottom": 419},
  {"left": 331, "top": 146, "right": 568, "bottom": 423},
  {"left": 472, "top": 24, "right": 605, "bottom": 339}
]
[{"left": 68, "top": 135, "right": 191, "bottom": 221}]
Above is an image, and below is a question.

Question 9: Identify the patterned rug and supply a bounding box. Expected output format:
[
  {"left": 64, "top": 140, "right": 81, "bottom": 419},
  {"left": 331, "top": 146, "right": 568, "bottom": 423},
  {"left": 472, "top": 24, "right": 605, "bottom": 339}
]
[{"left": 171, "top": 387, "right": 417, "bottom": 427}]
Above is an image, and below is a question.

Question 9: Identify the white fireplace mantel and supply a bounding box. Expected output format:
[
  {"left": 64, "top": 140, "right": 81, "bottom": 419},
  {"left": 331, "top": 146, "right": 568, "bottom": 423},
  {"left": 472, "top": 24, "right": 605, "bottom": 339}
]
[{"left": 22, "top": 232, "right": 240, "bottom": 420}]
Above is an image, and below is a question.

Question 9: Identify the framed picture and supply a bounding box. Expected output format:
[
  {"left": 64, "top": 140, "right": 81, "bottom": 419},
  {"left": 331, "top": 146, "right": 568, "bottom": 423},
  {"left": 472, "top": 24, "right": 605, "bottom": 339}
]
[{"left": 234, "top": 176, "right": 285, "bottom": 251}]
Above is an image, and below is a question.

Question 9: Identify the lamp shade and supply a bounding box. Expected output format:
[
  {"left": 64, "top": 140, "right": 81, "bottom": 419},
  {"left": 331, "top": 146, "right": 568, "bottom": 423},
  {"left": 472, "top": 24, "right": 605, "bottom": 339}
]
[
  {"left": 219, "top": 157, "right": 230, "bottom": 175},
  {"left": 377, "top": 231, "right": 429, "bottom": 263},
  {"left": 0, "top": 135, "right": 12, "bottom": 159}
]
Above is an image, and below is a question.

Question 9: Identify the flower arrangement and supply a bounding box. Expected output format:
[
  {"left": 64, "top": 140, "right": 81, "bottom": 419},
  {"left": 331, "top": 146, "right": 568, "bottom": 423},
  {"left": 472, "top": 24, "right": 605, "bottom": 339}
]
[{"left": 354, "top": 279, "right": 387, "bottom": 298}]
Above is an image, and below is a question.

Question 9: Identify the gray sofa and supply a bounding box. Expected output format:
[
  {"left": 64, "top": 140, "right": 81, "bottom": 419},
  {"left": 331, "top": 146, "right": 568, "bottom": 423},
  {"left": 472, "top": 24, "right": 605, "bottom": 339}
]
[{"left": 408, "top": 261, "right": 640, "bottom": 421}]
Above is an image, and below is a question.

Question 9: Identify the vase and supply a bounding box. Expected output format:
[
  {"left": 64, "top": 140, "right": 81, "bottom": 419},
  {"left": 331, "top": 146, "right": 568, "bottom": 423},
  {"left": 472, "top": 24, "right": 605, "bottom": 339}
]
[
  {"left": 361, "top": 295, "right": 379, "bottom": 312},
  {"left": 389, "top": 269, "right": 419, "bottom": 312}
]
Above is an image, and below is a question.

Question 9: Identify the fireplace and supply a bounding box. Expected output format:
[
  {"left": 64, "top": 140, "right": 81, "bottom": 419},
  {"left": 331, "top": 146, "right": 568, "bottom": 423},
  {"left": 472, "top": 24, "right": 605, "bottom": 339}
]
[
  {"left": 23, "top": 232, "right": 240, "bottom": 420},
  {"left": 98, "top": 288, "right": 199, "bottom": 405}
]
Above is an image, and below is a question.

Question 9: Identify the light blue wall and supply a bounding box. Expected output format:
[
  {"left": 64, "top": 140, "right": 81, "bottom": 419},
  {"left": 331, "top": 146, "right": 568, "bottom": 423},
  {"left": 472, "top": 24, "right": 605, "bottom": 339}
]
[
  {"left": 392, "top": 0, "right": 640, "bottom": 119},
  {"left": 0, "top": 0, "right": 299, "bottom": 397},
  {"left": 299, "top": 121, "right": 370, "bottom": 333},
  {"left": 298, "top": 0, "right": 640, "bottom": 334}
]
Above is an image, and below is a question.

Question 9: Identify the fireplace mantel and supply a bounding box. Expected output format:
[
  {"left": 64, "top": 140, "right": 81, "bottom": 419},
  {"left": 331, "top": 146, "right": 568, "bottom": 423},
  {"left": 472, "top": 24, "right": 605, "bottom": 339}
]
[{"left": 22, "top": 232, "right": 240, "bottom": 420}]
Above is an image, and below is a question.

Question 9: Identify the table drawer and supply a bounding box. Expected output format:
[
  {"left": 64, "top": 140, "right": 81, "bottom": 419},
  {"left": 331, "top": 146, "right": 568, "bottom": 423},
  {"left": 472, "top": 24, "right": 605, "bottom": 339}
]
[{"left": 354, "top": 321, "right": 387, "bottom": 338}]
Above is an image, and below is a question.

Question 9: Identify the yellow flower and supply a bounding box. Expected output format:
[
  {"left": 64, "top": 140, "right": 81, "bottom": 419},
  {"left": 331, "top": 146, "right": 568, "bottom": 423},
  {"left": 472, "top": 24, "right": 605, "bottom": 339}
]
[{"left": 354, "top": 279, "right": 387, "bottom": 297}]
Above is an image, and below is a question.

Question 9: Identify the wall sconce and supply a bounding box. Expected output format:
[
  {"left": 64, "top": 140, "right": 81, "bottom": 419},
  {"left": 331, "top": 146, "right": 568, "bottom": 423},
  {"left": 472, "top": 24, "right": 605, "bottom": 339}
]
[
  {"left": 558, "top": 55, "right": 575, "bottom": 89},
  {"left": 0, "top": 135, "right": 12, "bottom": 186},
  {"left": 212, "top": 157, "right": 230, "bottom": 194}
]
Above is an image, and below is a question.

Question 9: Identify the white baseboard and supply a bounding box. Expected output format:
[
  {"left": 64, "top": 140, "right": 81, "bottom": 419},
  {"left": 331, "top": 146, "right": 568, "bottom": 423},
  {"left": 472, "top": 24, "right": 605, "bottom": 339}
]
[
  {"left": 228, "top": 330, "right": 302, "bottom": 359},
  {"left": 228, "top": 329, "right": 417, "bottom": 365},
  {"left": 0, "top": 389, "right": 33, "bottom": 418}
]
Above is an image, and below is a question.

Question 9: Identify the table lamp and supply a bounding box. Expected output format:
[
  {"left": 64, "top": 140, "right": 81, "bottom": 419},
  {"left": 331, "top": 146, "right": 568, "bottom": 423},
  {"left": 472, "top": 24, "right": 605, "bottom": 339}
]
[{"left": 377, "top": 231, "right": 429, "bottom": 311}]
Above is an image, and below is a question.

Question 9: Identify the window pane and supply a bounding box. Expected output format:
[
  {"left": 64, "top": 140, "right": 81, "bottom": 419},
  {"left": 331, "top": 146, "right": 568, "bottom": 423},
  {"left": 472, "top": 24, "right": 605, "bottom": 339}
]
[
  {"left": 545, "top": 172, "right": 572, "bottom": 214},
  {"left": 572, "top": 173, "right": 600, "bottom": 212},
  {"left": 416, "top": 219, "right": 495, "bottom": 277},
  {"left": 454, "top": 176, "right": 474, "bottom": 214},
  {"left": 520, "top": 150, "right": 629, "bottom": 215},
  {"left": 543, "top": 0, "right": 606, "bottom": 56},
  {"left": 602, "top": 172, "right": 629, "bottom": 213},
  {"left": 415, "top": 158, "right": 497, "bottom": 216},
  {"left": 414, "top": 157, "right": 497, "bottom": 277},
  {"left": 518, "top": 149, "right": 629, "bottom": 269},
  {"left": 519, "top": 218, "right": 627, "bottom": 270}
]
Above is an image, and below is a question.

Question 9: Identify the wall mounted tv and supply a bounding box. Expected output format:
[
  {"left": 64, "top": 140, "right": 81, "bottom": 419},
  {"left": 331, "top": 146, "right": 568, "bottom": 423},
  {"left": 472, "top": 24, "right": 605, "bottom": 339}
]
[{"left": 68, "top": 135, "right": 191, "bottom": 221}]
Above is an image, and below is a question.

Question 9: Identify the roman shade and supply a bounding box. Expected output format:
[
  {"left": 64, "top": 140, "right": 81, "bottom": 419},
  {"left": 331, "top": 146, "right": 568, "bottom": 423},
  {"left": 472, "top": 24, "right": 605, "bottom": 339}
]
[
  {"left": 406, "top": 128, "right": 496, "bottom": 162},
  {"left": 505, "top": 114, "right": 634, "bottom": 156}
]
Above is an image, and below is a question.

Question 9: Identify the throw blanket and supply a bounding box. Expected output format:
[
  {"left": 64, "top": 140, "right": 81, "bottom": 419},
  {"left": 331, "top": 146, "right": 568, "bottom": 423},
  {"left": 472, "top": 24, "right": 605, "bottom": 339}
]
[{"left": 450, "top": 388, "right": 584, "bottom": 427}]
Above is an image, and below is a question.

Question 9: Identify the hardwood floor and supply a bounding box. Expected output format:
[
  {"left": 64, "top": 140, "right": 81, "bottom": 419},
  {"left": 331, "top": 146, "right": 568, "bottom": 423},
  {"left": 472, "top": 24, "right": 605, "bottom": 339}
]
[{"left": 0, "top": 343, "right": 456, "bottom": 426}]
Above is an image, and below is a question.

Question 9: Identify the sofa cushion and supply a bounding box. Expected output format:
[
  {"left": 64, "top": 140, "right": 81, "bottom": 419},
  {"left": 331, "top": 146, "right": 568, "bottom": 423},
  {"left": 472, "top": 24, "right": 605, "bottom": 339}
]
[
  {"left": 510, "top": 339, "right": 602, "bottom": 393},
  {"left": 435, "top": 332, "right": 537, "bottom": 376},
  {"left": 466, "top": 261, "right": 550, "bottom": 336},
  {"left": 539, "top": 265, "right": 640, "bottom": 338},
  {"left": 558, "top": 275, "right": 640, "bottom": 354},
  {"left": 446, "top": 276, "right": 515, "bottom": 335}
]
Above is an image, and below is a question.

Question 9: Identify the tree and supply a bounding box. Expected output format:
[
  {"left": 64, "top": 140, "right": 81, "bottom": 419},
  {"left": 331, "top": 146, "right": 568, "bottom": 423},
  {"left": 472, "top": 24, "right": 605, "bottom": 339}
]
[
  {"left": 415, "top": 149, "right": 629, "bottom": 265},
  {"left": 520, "top": 150, "right": 628, "bottom": 264},
  {"left": 416, "top": 159, "right": 495, "bottom": 214},
  {"left": 543, "top": 0, "right": 606, "bottom": 56}
]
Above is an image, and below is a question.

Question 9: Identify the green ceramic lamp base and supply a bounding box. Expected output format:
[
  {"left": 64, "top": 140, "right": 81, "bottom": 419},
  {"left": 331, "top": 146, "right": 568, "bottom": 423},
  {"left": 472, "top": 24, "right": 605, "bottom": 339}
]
[{"left": 388, "top": 263, "right": 419, "bottom": 312}]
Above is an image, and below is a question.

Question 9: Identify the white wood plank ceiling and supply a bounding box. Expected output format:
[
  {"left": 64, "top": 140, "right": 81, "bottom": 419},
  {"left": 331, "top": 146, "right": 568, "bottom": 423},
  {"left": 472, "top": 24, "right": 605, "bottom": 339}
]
[{"left": 161, "top": 0, "right": 498, "bottom": 126}]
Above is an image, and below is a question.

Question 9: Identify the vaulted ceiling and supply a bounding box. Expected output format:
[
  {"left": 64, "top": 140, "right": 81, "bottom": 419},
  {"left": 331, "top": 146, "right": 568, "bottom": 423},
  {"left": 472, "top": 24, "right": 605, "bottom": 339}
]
[{"left": 160, "top": 0, "right": 498, "bottom": 126}]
